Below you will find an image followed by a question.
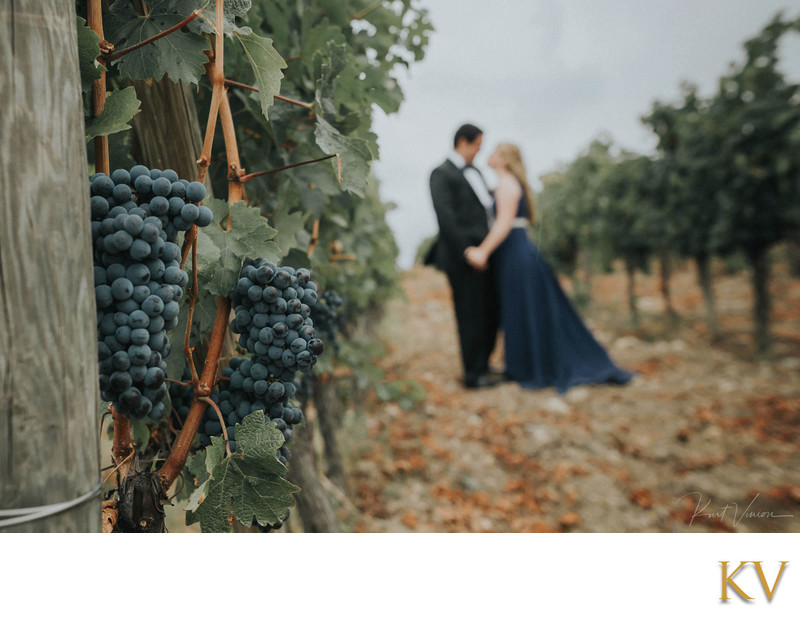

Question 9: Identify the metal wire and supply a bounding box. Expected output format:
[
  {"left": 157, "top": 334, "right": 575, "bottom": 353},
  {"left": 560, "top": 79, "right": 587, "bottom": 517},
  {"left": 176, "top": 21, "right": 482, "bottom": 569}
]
[{"left": 0, "top": 480, "right": 104, "bottom": 529}]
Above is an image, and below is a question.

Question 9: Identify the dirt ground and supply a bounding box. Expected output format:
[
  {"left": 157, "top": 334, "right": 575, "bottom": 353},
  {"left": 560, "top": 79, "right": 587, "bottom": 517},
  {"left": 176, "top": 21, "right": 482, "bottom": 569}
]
[{"left": 339, "top": 257, "right": 800, "bottom": 533}]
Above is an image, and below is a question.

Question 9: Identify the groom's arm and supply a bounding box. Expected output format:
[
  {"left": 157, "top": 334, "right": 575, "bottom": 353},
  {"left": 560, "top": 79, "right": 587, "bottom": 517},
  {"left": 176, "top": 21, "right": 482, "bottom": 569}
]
[{"left": 430, "top": 169, "right": 471, "bottom": 262}]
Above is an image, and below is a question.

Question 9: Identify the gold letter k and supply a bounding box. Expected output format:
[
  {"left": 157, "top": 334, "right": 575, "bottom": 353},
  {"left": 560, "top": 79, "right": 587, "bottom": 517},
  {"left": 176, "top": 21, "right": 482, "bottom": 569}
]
[{"left": 720, "top": 561, "right": 753, "bottom": 600}]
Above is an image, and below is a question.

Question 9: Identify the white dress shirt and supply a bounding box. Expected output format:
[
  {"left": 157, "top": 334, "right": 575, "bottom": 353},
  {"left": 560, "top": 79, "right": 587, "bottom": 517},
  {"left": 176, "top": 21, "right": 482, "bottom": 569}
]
[{"left": 448, "top": 151, "right": 495, "bottom": 227}]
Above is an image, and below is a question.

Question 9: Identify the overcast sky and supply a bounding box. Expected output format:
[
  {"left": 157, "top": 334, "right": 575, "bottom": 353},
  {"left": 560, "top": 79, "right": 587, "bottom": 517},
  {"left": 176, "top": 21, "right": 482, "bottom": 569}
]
[{"left": 372, "top": 0, "right": 800, "bottom": 269}]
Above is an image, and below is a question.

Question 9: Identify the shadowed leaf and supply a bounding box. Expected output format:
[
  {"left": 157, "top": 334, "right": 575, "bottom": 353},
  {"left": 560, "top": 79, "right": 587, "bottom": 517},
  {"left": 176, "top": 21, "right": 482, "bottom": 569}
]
[{"left": 85, "top": 87, "right": 141, "bottom": 141}]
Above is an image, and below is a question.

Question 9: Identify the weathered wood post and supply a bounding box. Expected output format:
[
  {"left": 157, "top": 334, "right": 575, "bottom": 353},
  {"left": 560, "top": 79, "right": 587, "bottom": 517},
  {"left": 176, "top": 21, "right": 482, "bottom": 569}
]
[{"left": 0, "top": 1, "right": 100, "bottom": 532}]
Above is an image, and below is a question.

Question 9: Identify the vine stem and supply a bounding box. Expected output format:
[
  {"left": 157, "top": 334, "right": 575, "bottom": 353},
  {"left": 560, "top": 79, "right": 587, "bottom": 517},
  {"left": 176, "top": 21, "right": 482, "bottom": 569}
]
[
  {"left": 201, "top": 397, "right": 232, "bottom": 456},
  {"left": 158, "top": 296, "right": 229, "bottom": 487},
  {"left": 351, "top": 0, "right": 383, "bottom": 21},
  {"left": 103, "top": 9, "right": 204, "bottom": 62},
  {"left": 110, "top": 406, "right": 134, "bottom": 486},
  {"left": 223, "top": 79, "right": 314, "bottom": 109},
  {"left": 237, "top": 154, "right": 338, "bottom": 183},
  {"left": 159, "top": 0, "right": 243, "bottom": 490},
  {"left": 180, "top": 225, "right": 196, "bottom": 268},
  {"left": 183, "top": 237, "right": 200, "bottom": 388},
  {"left": 308, "top": 219, "right": 320, "bottom": 258},
  {"left": 88, "top": 0, "right": 109, "bottom": 174},
  {"left": 179, "top": 0, "right": 226, "bottom": 369},
  {"left": 167, "top": 410, "right": 181, "bottom": 435}
]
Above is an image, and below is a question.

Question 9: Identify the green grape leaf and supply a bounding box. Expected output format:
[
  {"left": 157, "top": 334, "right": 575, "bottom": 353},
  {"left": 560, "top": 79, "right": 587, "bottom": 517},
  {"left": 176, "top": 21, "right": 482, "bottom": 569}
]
[
  {"left": 195, "top": 199, "right": 280, "bottom": 296},
  {"left": 105, "top": 0, "right": 211, "bottom": 84},
  {"left": 186, "top": 411, "right": 299, "bottom": 532},
  {"left": 191, "top": 286, "right": 221, "bottom": 341},
  {"left": 234, "top": 31, "right": 287, "bottom": 120},
  {"left": 313, "top": 43, "right": 348, "bottom": 119},
  {"left": 189, "top": 448, "right": 211, "bottom": 487},
  {"left": 178, "top": 447, "right": 211, "bottom": 504},
  {"left": 165, "top": 294, "right": 189, "bottom": 383},
  {"left": 131, "top": 418, "right": 151, "bottom": 452},
  {"left": 85, "top": 87, "right": 141, "bottom": 141},
  {"left": 313, "top": 0, "right": 349, "bottom": 28},
  {"left": 204, "top": 429, "right": 228, "bottom": 473},
  {"left": 314, "top": 117, "right": 372, "bottom": 196},
  {"left": 269, "top": 205, "right": 309, "bottom": 255},
  {"left": 255, "top": 2, "right": 290, "bottom": 48},
  {"left": 185, "top": 478, "right": 209, "bottom": 513},
  {"left": 362, "top": 66, "right": 404, "bottom": 115},
  {"left": 76, "top": 17, "right": 102, "bottom": 93},
  {"left": 280, "top": 248, "right": 312, "bottom": 270},
  {"left": 301, "top": 19, "right": 345, "bottom": 75},
  {"left": 286, "top": 159, "right": 343, "bottom": 214}
]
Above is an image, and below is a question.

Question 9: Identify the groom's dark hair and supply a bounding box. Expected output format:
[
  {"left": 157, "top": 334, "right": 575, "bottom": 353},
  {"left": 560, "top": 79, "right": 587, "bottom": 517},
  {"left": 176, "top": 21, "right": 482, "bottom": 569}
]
[{"left": 454, "top": 123, "right": 483, "bottom": 147}]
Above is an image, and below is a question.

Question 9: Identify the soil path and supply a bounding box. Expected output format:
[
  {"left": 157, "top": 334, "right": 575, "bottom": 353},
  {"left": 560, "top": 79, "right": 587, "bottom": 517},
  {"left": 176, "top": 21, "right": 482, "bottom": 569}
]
[{"left": 342, "top": 261, "right": 800, "bottom": 532}]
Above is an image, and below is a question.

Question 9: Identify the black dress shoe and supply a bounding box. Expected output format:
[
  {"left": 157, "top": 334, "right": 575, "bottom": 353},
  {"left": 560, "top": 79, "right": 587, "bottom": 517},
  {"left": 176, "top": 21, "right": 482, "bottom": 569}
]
[{"left": 464, "top": 373, "right": 505, "bottom": 389}]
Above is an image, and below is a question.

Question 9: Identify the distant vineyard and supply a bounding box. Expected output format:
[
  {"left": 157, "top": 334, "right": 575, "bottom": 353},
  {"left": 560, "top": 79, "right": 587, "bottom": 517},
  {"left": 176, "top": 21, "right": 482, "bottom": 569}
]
[{"left": 535, "top": 13, "right": 800, "bottom": 354}]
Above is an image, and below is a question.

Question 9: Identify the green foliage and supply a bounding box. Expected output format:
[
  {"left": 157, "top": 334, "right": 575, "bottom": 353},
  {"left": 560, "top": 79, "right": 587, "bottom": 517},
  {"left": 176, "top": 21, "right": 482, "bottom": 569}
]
[
  {"left": 213, "top": 0, "right": 430, "bottom": 204},
  {"left": 536, "top": 139, "right": 613, "bottom": 274},
  {"left": 186, "top": 412, "right": 299, "bottom": 532},
  {"left": 234, "top": 31, "right": 287, "bottom": 119},
  {"left": 84, "top": 86, "right": 141, "bottom": 141},
  {"left": 268, "top": 205, "right": 309, "bottom": 256},
  {"left": 706, "top": 13, "right": 800, "bottom": 254},
  {"left": 104, "top": 0, "right": 211, "bottom": 84},
  {"left": 195, "top": 199, "right": 280, "bottom": 297},
  {"left": 642, "top": 84, "right": 725, "bottom": 259},
  {"left": 310, "top": 177, "right": 403, "bottom": 320},
  {"left": 536, "top": 171, "right": 579, "bottom": 274},
  {"left": 374, "top": 379, "right": 426, "bottom": 411},
  {"left": 593, "top": 153, "right": 656, "bottom": 272},
  {"left": 313, "top": 117, "right": 372, "bottom": 195},
  {"left": 76, "top": 16, "right": 102, "bottom": 92},
  {"left": 209, "top": 0, "right": 430, "bottom": 395}
]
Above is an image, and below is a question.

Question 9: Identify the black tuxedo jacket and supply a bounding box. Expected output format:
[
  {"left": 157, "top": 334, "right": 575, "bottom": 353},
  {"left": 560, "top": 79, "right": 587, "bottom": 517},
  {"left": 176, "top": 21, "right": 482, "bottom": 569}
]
[{"left": 427, "top": 159, "right": 491, "bottom": 273}]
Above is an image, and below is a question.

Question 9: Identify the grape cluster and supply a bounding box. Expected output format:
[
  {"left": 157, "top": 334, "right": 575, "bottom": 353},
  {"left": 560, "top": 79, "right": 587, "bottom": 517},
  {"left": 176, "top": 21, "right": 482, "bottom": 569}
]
[
  {"left": 310, "top": 290, "right": 343, "bottom": 352},
  {"left": 230, "top": 260, "right": 324, "bottom": 376},
  {"left": 195, "top": 261, "right": 325, "bottom": 465},
  {"left": 168, "top": 363, "right": 195, "bottom": 426},
  {"left": 91, "top": 165, "right": 211, "bottom": 420},
  {"left": 296, "top": 289, "right": 343, "bottom": 401},
  {"left": 197, "top": 359, "right": 301, "bottom": 464}
]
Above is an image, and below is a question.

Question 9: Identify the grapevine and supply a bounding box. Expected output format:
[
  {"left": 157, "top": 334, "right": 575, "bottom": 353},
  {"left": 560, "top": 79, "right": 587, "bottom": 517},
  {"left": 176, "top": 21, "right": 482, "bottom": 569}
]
[{"left": 56, "top": 0, "right": 431, "bottom": 532}]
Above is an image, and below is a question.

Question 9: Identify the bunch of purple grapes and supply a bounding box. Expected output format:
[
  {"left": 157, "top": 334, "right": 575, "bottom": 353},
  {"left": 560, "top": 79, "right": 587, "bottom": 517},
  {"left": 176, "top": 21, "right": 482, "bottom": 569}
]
[
  {"left": 91, "top": 166, "right": 212, "bottom": 419},
  {"left": 195, "top": 259, "right": 325, "bottom": 465}
]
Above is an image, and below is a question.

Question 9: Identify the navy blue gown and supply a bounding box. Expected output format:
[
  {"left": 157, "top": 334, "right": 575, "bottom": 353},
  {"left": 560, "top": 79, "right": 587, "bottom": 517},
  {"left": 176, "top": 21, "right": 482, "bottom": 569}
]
[{"left": 492, "top": 195, "right": 634, "bottom": 393}]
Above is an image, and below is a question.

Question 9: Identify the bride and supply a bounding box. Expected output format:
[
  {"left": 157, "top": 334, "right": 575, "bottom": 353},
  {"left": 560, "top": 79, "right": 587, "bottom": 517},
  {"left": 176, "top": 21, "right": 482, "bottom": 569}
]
[{"left": 464, "top": 143, "right": 634, "bottom": 393}]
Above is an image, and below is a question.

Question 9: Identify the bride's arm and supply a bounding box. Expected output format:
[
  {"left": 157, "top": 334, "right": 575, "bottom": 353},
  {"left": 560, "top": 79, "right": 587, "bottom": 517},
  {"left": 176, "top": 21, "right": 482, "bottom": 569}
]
[{"left": 465, "top": 174, "right": 520, "bottom": 269}]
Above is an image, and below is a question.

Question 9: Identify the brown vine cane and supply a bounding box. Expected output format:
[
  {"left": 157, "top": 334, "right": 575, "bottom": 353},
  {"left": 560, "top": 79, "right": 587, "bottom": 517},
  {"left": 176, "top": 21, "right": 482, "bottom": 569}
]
[{"left": 158, "top": 0, "right": 236, "bottom": 491}]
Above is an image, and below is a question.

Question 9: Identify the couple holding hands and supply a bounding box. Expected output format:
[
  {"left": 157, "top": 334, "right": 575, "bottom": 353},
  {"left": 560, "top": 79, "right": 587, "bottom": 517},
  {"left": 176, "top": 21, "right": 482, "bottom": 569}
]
[{"left": 427, "top": 123, "right": 633, "bottom": 392}]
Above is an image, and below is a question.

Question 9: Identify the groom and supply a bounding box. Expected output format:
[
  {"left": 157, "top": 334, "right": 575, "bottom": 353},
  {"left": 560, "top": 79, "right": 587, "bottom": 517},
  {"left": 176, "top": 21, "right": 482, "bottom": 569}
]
[{"left": 427, "top": 123, "right": 501, "bottom": 389}]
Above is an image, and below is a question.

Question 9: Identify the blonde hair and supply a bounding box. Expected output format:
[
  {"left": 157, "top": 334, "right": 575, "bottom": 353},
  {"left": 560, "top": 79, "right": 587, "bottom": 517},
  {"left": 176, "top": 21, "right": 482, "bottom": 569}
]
[{"left": 496, "top": 143, "right": 536, "bottom": 223}]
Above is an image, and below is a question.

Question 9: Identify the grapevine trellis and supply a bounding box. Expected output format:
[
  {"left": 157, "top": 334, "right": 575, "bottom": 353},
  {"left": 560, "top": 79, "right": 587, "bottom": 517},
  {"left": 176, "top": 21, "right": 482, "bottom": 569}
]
[{"left": 74, "top": 0, "right": 431, "bottom": 532}]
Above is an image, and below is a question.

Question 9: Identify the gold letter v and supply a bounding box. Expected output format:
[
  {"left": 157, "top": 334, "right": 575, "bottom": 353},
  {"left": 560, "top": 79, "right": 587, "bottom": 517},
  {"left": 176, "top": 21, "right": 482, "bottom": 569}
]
[{"left": 750, "top": 561, "right": 788, "bottom": 602}]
